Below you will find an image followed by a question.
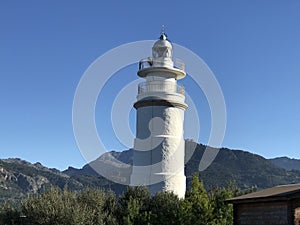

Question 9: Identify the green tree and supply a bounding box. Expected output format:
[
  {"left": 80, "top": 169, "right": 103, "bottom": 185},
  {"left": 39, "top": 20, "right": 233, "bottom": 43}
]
[
  {"left": 21, "top": 187, "right": 117, "bottom": 225},
  {"left": 0, "top": 202, "right": 22, "bottom": 225},
  {"left": 22, "top": 188, "right": 86, "bottom": 225},
  {"left": 103, "top": 190, "right": 118, "bottom": 225},
  {"left": 117, "top": 186, "right": 151, "bottom": 225},
  {"left": 209, "top": 187, "right": 233, "bottom": 225},
  {"left": 150, "top": 191, "right": 183, "bottom": 225},
  {"left": 77, "top": 189, "right": 118, "bottom": 225},
  {"left": 182, "top": 174, "right": 213, "bottom": 225}
]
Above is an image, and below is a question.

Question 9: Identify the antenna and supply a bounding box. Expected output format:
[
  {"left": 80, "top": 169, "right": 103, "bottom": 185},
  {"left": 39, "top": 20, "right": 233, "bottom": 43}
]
[
  {"left": 159, "top": 25, "right": 167, "bottom": 40},
  {"left": 161, "top": 24, "right": 165, "bottom": 35}
]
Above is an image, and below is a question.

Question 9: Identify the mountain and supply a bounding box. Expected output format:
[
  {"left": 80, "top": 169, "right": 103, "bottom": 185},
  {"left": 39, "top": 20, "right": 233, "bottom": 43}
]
[
  {"left": 269, "top": 157, "right": 300, "bottom": 171},
  {"left": 0, "top": 158, "right": 84, "bottom": 202},
  {"left": 64, "top": 141, "right": 300, "bottom": 190},
  {"left": 184, "top": 142, "right": 300, "bottom": 189},
  {"left": 2, "top": 141, "right": 300, "bottom": 202},
  {"left": 0, "top": 157, "right": 127, "bottom": 202}
]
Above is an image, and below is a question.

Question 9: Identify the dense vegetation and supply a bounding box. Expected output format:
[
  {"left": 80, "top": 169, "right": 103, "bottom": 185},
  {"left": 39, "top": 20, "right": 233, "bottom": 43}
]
[{"left": 0, "top": 174, "right": 241, "bottom": 225}]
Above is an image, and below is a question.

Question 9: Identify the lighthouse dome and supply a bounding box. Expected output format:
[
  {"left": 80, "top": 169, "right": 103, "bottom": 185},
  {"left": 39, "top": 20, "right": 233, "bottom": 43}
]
[
  {"left": 137, "top": 30, "right": 185, "bottom": 80},
  {"left": 152, "top": 33, "right": 173, "bottom": 67},
  {"left": 152, "top": 33, "right": 172, "bottom": 58}
]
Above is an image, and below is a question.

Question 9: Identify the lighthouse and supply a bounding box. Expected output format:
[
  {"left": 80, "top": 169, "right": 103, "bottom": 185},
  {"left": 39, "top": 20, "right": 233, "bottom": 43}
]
[{"left": 130, "top": 30, "right": 188, "bottom": 198}]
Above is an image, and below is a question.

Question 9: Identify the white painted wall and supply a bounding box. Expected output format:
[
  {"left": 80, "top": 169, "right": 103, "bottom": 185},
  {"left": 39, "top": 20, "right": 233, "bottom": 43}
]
[{"left": 131, "top": 104, "right": 186, "bottom": 198}]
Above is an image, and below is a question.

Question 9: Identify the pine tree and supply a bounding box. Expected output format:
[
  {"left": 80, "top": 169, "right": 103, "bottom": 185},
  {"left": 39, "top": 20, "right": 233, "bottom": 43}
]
[
  {"left": 182, "top": 173, "right": 213, "bottom": 225},
  {"left": 150, "top": 191, "right": 183, "bottom": 225},
  {"left": 117, "top": 186, "right": 151, "bottom": 225}
]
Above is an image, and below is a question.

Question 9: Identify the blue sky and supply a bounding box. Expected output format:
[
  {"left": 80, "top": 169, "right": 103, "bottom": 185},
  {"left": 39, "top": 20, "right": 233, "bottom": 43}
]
[{"left": 1, "top": 1, "right": 300, "bottom": 170}]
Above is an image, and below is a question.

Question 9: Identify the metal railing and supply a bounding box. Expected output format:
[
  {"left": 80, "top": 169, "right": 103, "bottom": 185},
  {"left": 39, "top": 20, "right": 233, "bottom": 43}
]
[
  {"left": 138, "top": 57, "right": 185, "bottom": 71},
  {"left": 138, "top": 81, "right": 185, "bottom": 95}
]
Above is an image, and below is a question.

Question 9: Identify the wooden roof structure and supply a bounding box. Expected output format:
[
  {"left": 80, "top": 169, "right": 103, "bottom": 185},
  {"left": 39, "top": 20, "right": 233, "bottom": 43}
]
[{"left": 227, "top": 184, "right": 300, "bottom": 203}]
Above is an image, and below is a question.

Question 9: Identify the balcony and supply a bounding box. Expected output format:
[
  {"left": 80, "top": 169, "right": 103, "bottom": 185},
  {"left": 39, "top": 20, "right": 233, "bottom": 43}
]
[
  {"left": 138, "top": 57, "right": 185, "bottom": 71},
  {"left": 138, "top": 81, "right": 185, "bottom": 95}
]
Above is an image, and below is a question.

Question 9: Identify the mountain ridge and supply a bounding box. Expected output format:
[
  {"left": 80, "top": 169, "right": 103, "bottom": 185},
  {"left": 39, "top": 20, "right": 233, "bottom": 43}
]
[
  {"left": 1, "top": 141, "right": 300, "bottom": 202},
  {"left": 269, "top": 156, "right": 300, "bottom": 171}
]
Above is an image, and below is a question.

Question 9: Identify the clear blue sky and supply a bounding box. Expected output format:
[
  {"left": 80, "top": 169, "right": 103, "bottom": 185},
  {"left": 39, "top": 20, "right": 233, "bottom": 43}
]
[{"left": 1, "top": 1, "right": 300, "bottom": 170}]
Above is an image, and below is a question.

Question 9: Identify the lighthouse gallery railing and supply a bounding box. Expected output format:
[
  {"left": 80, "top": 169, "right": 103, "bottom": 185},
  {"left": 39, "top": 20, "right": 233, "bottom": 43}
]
[
  {"left": 139, "top": 57, "right": 185, "bottom": 71},
  {"left": 138, "top": 81, "right": 184, "bottom": 95}
]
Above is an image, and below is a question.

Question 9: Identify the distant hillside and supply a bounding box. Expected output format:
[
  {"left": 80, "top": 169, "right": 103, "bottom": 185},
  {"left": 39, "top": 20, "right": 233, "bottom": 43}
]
[
  {"left": 0, "top": 158, "right": 126, "bottom": 202},
  {"left": 0, "top": 158, "right": 81, "bottom": 202},
  {"left": 269, "top": 157, "right": 300, "bottom": 171},
  {"left": 185, "top": 142, "right": 300, "bottom": 189},
  {"left": 189, "top": 144, "right": 300, "bottom": 189},
  {"left": 65, "top": 141, "right": 300, "bottom": 190},
  {"left": 2, "top": 142, "right": 300, "bottom": 202}
]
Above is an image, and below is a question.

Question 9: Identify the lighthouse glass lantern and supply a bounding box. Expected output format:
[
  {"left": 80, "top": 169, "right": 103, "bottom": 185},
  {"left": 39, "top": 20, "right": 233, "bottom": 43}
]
[{"left": 130, "top": 31, "right": 187, "bottom": 198}]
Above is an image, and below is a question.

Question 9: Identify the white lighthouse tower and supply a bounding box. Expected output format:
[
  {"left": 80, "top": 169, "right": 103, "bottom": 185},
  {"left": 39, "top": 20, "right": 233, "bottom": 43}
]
[{"left": 130, "top": 30, "right": 188, "bottom": 198}]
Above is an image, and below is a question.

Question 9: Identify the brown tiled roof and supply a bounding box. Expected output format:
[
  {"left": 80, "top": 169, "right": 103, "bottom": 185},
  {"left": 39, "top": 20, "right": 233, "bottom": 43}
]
[{"left": 227, "top": 183, "right": 300, "bottom": 203}]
